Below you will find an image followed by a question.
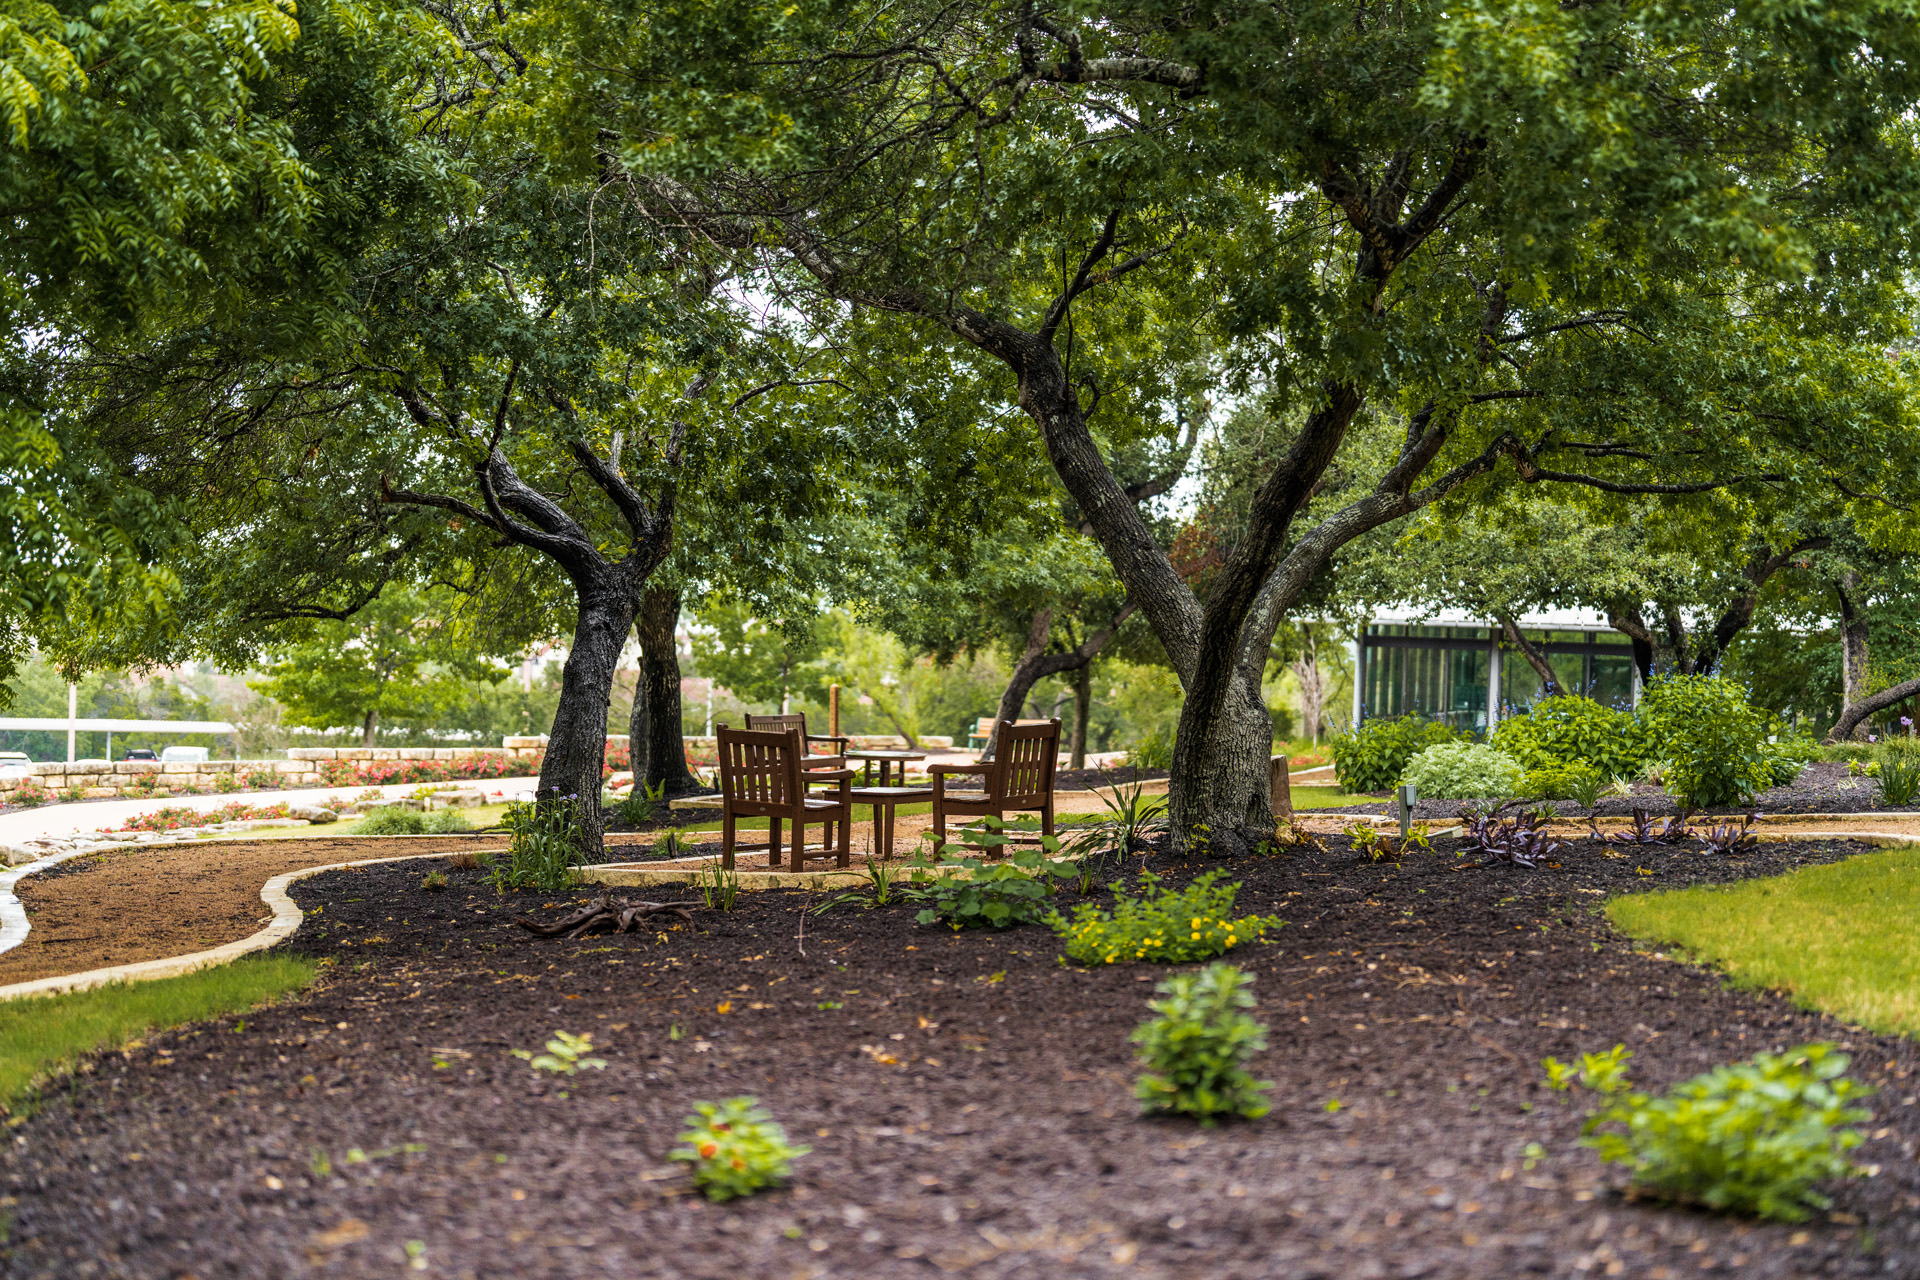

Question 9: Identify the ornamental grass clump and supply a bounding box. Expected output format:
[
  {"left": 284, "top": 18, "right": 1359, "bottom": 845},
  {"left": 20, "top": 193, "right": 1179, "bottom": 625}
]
[
  {"left": 1048, "top": 869, "right": 1281, "bottom": 965},
  {"left": 670, "top": 1096, "right": 809, "bottom": 1201},
  {"left": 1544, "top": 1042, "right": 1872, "bottom": 1222},
  {"left": 1132, "top": 962, "right": 1271, "bottom": 1125}
]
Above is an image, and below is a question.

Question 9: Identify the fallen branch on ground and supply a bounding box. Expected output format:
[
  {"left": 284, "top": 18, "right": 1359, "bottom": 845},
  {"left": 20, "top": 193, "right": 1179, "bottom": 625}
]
[{"left": 516, "top": 894, "right": 697, "bottom": 939}]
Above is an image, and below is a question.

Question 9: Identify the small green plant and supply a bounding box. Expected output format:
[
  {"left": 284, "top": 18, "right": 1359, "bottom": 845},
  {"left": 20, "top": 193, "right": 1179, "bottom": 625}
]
[
  {"left": 1049, "top": 869, "right": 1282, "bottom": 965},
  {"left": 485, "top": 796, "right": 585, "bottom": 892},
  {"left": 1491, "top": 695, "right": 1646, "bottom": 779},
  {"left": 57, "top": 784, "right": 83, "bottom": 802},
  {"left": 812, "top": 859, "right": 905, "bottom": 914},
  {"left": 1401, "top": 741, "right": 1526, "bottom": 800},
  {"left": 1846, "top": 756, "right": 1881, "bottom": 779},
  {"left": 1132, "top": 962, "right": 1272, "bottom": 1125},
  {"left": 1523, "top": 760, "right": 1605, "bottom": 804},
  {"left": 213, "top": 771, "right": 240, "bottom": 794},
  {"left": 1637, "top": 675, "right": 1774, "bottom": 810},
  {"left": 1124, "top": 727, "right": 1173, "bottom": 770},
  {"left": 1877, "top": 755, "right": 1920, "bottom": 806},
  {"left": 670, "top": 1096, "right": 809, "bottom": 1201},
  {"left": 511, "top": 1029, "right": 607, "bottom": 1075},
  {"left": 616, "top": 779, "right": 666, "bottom": 827},
  {"left": 1330, "top": 715, "right": 1464, "bottom": 793},
  {"left": 1543, "top": 1042, "right": 1872, "bottom": 1222},
  {"left": 243, "top": 769, "right": 277, "bottom": 789},
  {"left": 421, "top": 870, "right": 448, "bottom": 891},
  {"left": 693, "top": 860, "right": 741, "bottom": 911},
  {"left": 1066, "top": 778, "right": 1169, "bottom": 860},
  {"left": 422, "top": 806, "right": 471, "bottom": 833},
  {"left": 352, "top": 805, "right": 428, "bottom": 835},
  {"left": 909, "top": 820, "right": 1077, "bottom": 929}
]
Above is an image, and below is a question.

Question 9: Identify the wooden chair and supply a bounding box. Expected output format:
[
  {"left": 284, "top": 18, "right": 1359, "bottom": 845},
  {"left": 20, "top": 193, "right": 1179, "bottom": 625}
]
[
  {"left": 715, "top": 725, "right": 854, "bottom": 870},
  {"left": 743, "top": 712, "right": 849, "bottom": 758},
  {"left": 931, "top": 718, "right": 1060, "bottom": 849}
]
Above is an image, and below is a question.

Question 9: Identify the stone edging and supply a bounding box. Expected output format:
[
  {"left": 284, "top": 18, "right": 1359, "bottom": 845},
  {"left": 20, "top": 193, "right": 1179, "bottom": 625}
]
[{"left": 0, "top": 851, "right": 463, "bottom": 1003}]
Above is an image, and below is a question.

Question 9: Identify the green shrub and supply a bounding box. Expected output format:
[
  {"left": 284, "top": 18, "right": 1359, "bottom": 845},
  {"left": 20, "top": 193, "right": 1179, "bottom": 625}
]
[
  {"left": 909, "top": 821, "right": 1077, "bottom": 929},
  {"left": 671, "top": 1097, "right": 809, "bottom": 1201},
  {"left": 1400, "top": 742, "right": 1525, "bottom": 800},
  {"left": 351, "top": 805, "right": 426, "bottom": 835},
  {"left": 422, "top": 806, "right": 471, "bottom": 833},
  {"left": 1637, "top": 675, "right": 1774, "bottom": 809},
  {"left": 1126, "top": 727, "right": 1173, "bottom": 770},
  {"left": 1764, "top": 732, "right": 1820, "bottom": 787},
  {"left": 1817, "top": 742, "right": 1875, "bottom": 763},
  {"left": 484, "top": 797, "right": 584, "bottom": 892},
  {"left": 6, "top": 781, "right": 50, "bottom": 808},
  {"left": 1544, "top": 1042, "right": 1872, "bottom": 1222},
  {"left": 1523, "top": 760, "right": 1605, "bottom": 803},
  {"left": 242, "top": 769, "right": 277, "bottom": 789},
  {"left": 1329, "top": 716, "right": 1463, "bottom": 793},
  {"left": 1878, "top": 756, "right": 1920, "bottom": 806},
  {"left": 1048, "top": 869, "right": 1282, "bottom": 965},
  {"left": 213, "top": 771, "right": 240, "bottom": 794},
  {"left": 1490, "top": 695, "right": 1645, "bottom": 776},
  {"left": 1132, "top": 962, "right": 1272, "bottom": 1125}
]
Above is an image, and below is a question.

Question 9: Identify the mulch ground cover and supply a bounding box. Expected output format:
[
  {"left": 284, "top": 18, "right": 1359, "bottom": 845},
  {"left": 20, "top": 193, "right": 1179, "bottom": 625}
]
[
  {"left": 4, "top": 832, "right": 1920, "bottom": 1279},
  {"left": 1338, "top": 759, "right": 1918, "bottom": 821}
]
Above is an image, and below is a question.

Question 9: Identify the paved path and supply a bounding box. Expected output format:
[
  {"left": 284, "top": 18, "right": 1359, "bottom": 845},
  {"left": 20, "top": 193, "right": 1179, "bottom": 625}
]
[{"left": 0, "top": 777, "right": 539, "bottom": 845}]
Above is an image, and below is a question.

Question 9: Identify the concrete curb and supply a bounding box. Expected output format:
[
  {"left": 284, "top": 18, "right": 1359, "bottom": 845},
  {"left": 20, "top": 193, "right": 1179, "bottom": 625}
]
[{"left": 0, "top": 851, "right": 462, "bottom": 1003}]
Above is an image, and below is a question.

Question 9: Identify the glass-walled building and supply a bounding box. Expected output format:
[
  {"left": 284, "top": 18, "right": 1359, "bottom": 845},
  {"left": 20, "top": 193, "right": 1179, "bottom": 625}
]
[{"left": 1351, "top": 608, "right": 1639, "bottom": 732}]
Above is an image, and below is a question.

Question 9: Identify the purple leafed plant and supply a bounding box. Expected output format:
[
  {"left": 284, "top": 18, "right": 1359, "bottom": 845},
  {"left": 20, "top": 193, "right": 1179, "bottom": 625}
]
[
  {"left": 1455, "top": 801, "right": 1566, "bottom": 869},
  {"left": 1698, "top": 813, "right": 1761, "bottom": 855},
  {"left": 1598, "top": 808, "right": 1694, "bottom": 847}
]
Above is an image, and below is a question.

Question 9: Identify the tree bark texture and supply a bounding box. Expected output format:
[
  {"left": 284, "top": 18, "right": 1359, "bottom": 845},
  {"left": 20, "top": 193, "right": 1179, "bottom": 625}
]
[
  {"left": 982, "top": 604, "right": 1133, "bottom": 758},
  {"left": 1837, "top": 573, "right": 1873, "bottom": 742},
  {"left": 1496, "top": 613, "right": 1561, "bottom": 696},
  {"left": 636, "top": 585, "right": 699, "bottom": 796},
  {"left": 1825, "top": 675, "right": 1920, "bottom": 743},
  {"left": 627, "top": 623, "right": 650, "bottom": 789},
  {"left": 1071, "top": 663, "right": 1091, "bottom": 769},
  {"left": 383, "top": 381, "right": 692, "bottom": 857},
  {"left": 362, "top": 709, "right": 378, "bottom": 749}
]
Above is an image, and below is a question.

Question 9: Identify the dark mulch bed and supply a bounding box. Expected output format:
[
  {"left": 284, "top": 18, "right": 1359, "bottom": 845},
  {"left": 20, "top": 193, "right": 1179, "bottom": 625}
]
[
  {"left": 604, "top": 801, "right": 730, "bottom": 836},
  {"left": 1338, "top": 759, "right": 1913, "bottom": 821},
  {"left": 5, "top": 834, "right": 1920, "bottom": 1279}
]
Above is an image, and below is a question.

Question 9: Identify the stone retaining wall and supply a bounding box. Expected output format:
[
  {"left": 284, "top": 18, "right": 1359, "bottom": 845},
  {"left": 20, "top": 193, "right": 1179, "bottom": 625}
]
[{"left": 0, "top": 729, "right": 952, "bottom": 799}]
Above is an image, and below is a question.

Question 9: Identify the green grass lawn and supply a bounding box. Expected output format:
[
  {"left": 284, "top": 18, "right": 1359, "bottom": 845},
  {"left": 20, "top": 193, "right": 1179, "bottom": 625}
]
[
  {"left": 1607, "top": 845, "right": 1920, "bottom": 1038},
  {"left": 1290, "top": 785, "right": 1373, "bottom": 810},
  {"left": 0, "top": 955, "right": 316, "bottom": 1116}
]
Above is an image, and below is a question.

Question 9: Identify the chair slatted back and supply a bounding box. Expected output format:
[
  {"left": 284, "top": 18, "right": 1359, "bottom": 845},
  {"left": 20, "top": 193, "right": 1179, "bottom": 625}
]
[
  {"left": 717, "top": 725, "right": 802, "bottom": 810},
  {"left": 987, "top": 719, "right": 1059, "bottom": 805}
]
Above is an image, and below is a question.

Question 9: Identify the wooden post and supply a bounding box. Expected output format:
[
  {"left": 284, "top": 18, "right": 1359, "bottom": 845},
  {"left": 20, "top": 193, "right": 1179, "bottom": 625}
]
[{"left": 829, "top": 683, "right": 841, "bottom": 739}]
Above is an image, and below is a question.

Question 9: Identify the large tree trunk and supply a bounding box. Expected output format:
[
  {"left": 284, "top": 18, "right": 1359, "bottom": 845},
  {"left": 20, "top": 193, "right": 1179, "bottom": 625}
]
[
  {"left": 635, "top": 585, "right": 699, "bottom": 796},
  {"left": 1826, "top": 675, "right": 1920, "bottom": 743},
  {"left": 361, "top": 709, "right": 377, "bottom": 748},
  {"left": 626, "top": 623, "right": 650, "bottom": 787},
  {"left": 1837, "top": 573, "right": 1873, "bottom": 742},
  {"left": 539, "top": 580, "right": 637, "bottom": 857},
  {"left": 1070, "top": 663, "right": 1091, "bottom": 768}
]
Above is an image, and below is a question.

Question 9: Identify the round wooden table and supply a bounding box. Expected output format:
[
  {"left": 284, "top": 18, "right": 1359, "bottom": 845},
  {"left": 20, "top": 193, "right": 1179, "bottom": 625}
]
[{"left": 843, "top": 749, "right": 925, "bottom": 787}]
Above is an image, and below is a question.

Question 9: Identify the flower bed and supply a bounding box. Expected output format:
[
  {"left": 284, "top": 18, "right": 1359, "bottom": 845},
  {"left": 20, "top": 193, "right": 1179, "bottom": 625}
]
[
  {"left": 110, "top": 801, "right": 297, "bottom": 834},
  {"left": 319, "top": 755, "right": 541, "bottom": 789}
]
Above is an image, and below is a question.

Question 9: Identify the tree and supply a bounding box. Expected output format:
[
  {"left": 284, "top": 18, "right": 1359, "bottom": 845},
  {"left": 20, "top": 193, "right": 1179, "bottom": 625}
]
[
  {"left": 39, "top": 4, "right": 847, "bottom": 854},
  {"left": 691, "top": 603, "right": 828, "bottom": 716},
  {"left": 0, "top": 0, "right": 360, "bottom": 701},
  {"left": 534, "top": 0, "right": 1920, "bottom": 850},
  {"left": 248, "top": 589, "right": 509, "bottom": 746}
]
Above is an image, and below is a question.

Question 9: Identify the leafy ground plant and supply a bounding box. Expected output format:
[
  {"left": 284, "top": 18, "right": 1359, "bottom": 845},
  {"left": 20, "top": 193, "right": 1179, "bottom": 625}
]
[
  {"left": 485, "top": 797, "right": 584, "bottom": 891},
  {"left": 1132, "top": 962, "right": 1272, "bottom": 1125},
  {"left": 693, "top": 860, "right": 741, "bottom": 911},
  {"left": 1877, "top": 755, "right": 1920, "bottom": 806},
  {"left": 670, "top": 1096, "right": 809, "bottom": 1201},
  {"left": 511, "top": 1030, "right": 607, "bottom": 1076},
  {"left": 1400, "top": 741, "right": 1526, "bottom": 800},
  {"left": 1329, "top": 715, "right": 1461, "bottom": 792},
  {"left": 1455, "top": 802, "right": 1565, "bottom": 868},
  {"left": 1066, "top": 778, "right": 1170, "bottom": 861},
  {"left": 910, "top": 819, "right": 1078, "bottom": 929},
  {"left": 1050, "top": 869, "right": 1282, "bottom": 965},
  {"left": 1544, "top": 1043, "right": 1871, "bottom": 1222}
]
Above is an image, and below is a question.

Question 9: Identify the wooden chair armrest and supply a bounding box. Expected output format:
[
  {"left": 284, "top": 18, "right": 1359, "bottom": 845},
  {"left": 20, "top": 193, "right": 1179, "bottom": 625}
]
[
  {"left": 930, "top": 762, "right": 991, "bottom": 774},
  {"left": 802, "top": 768, "right": 857, "bottom": 781},
  {"left": 806, "top": 734, "right": 851, "bottom": 751},
  {"left": 800, "top": 755, "right": 847, "bottom": 769}
]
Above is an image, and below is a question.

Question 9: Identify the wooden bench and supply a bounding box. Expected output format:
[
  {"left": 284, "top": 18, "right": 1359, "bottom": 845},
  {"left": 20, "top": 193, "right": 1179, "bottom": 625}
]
[{"left": 967, "top": 717, "right": 995, "bottom": 752}]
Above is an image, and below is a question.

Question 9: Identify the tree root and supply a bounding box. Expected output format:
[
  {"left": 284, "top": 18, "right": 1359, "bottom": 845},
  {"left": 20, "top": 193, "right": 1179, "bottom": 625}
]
[{"left": 516, "top": 894, "right": 697, "bottom": 939}]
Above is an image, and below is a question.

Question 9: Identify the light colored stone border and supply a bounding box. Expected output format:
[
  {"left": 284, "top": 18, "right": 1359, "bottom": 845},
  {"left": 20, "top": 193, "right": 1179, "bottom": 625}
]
[{"left": 0, "top": 851, "right": 465, "bottom": 1003}]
